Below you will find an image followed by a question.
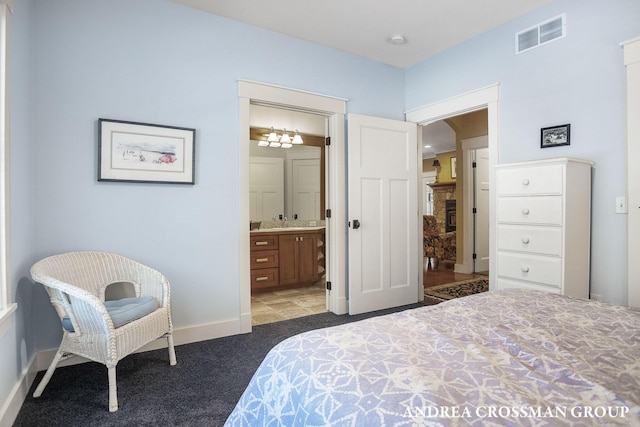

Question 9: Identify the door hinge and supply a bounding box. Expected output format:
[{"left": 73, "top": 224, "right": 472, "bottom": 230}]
[
  {"left": 472, "top": 161, "right": 477, "bottom": 168},
  {"left": 326, "top": 209, "right": 332, "bottom": 218},
  {"left": 473, "top": 253, "right": 477, "bottom": 260},
  {"left": 472, "top": 207, "right": 477, "bottom": 214},
  {"left": 325, "top": 137, "right": 331, "bottom": 146},
  {"left": 326, "top": 281, "right": 332, "bottom": 291}
]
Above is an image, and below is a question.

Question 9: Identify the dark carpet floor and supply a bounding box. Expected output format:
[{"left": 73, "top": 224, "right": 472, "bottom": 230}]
[{"left": 14, "top": 302, "right": 427, "bottom": 427}]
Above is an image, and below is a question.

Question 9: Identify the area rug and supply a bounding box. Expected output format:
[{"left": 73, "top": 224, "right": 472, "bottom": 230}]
[{"left": 424, "top": 276, "right": 489, "bottom": 301}]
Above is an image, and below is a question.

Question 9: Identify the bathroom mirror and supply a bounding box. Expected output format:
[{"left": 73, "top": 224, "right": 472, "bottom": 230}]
[{"left": 249, "top": 127, "right": 325, "bottom": 221}]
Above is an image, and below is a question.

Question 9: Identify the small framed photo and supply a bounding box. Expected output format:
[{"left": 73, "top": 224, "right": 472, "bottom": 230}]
[
  {"left": 98, "top": 119, "right": 195, "bottom": 184},
  {"left": 450, "top": 156, "right": 457, "bottom": 179},
  {"left": 541, "top": 124, "right": 570, "bottom": 148}
]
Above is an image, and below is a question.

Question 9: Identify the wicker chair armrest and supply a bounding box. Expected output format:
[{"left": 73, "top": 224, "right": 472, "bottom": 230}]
[
  {"left": 132, "top": 263, "right": 171, "bottom": 309},
  {"left": 31, "top": 273, "right": 114, "bottom": 333}
]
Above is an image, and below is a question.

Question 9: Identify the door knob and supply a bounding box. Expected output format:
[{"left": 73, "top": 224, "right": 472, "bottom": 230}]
[{"left": 352, "top": 219, "right": 361, "bottom": 229}]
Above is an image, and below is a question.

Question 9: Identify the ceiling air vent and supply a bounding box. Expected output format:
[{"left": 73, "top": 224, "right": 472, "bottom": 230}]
[{"left": 516, "top": 14, "right": 566, "bottom": 54}]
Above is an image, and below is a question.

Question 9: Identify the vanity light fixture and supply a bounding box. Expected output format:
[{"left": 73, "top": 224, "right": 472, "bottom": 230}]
[
  {"left": 292, "top": 130, "right": 303, "bottom": 145},
  {"left": 280, "top": 128, "right": 292, "bottom": 148},
  {"left": 267, "top": 127, "right": 281, "bottom": 147},
  {"left": 260, "top": 127, "right": 304, "bottom": 149}
]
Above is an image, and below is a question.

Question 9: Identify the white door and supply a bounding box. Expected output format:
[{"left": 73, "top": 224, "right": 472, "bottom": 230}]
[
  {"left": 348, "top": 113, "right": 419, "bottom": 314},
  {"left": 474, "top": 148, "right": 490, "bottom": 272},
  {"left": 249, "top": 157, "right": 284, "bottom": 221},
  {"left": 291, "top": 158, "right": 321, "bottom": 220}
]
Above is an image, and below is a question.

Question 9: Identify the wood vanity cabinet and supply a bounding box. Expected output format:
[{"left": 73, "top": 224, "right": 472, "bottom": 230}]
[
  {"left": 250, "top": 229, "right": 324, "bottom": 293},
  {"left": 250, "top": 234, "right": 279, "bottom": 291},
  {"left": 279, "top": 232, "right": 319, "bottom": 286}
]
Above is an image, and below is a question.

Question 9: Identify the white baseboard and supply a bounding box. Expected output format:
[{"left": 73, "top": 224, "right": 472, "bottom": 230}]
[
  {"left": 0, "top": 354, "right": 38, "bottom": 427},
  {"left": 34, "top": 316, "right": 247, "bottom": 371},
  {"left": 2, "top": 314, "right": 253, "bottom": 426},
  {"left": 455, "top": 262, "right": 473, "bottom": 274}
]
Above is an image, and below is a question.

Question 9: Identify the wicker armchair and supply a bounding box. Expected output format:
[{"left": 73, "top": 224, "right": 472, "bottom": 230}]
[
  {"left": 423, "top": 215, "right": 456, "bottom": 269},
  {"left": 30, "top": 251, "right": 177, "bottom": 412}
]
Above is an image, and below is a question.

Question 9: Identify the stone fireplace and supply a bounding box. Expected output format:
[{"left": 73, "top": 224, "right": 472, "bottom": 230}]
[
  {"left": 445, "top": 200, "right": 456, "bottom": 232},
  {"left": 429, "top": 182, "right": 456, "bottom": 234}
]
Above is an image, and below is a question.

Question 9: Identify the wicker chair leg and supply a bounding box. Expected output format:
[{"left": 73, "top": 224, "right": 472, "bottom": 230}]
[
  {"left": 33, "top": 349, "right": 64, "bottom": 398},
  {"left": 167, "top": 334, "right": 177, "bottom": 366},
  {"left": 108, "top": 366, "right": 118, "bottom": 412}
]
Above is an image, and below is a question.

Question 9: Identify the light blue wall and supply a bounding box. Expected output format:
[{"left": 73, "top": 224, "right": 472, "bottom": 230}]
[
  {"left": 406, "top": 0, "right": 640, "bottom": 305},
  {"left": 27, "top": 0, "right": 405, "bottom": 350},
  {"left": 3, "top": 0, "right": 637, "bottom": 420}
]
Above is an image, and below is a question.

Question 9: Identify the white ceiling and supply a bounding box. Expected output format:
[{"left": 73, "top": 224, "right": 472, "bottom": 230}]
[
  {"left": 172, "top": 0, "right": 552, "bottom": 68},
  {"left": 422, "top": 121, "right": 456, "bottom": 159},
  {"left": 173, "top": 0, "right": 552, "bottom": 157}
]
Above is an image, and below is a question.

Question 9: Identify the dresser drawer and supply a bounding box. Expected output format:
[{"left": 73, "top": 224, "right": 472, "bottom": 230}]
[
  {"left": 250, "top": 234, "right": 278, "bottom": 251},
  {"left": 497, "top": 225, "right": 562, "bottom": 256},
  {"left": 498, "top": 196, "right": 562, "bottom": 225},
  {"left": 251, "top": 268, "right": 279, "bottom": 289},
  {"left": 497, "top": 164, "right": 563, "bottom": 196},
  {"left": 495, "top": 278, "right": 561, "bottom": 294},
  {"left": 497, "top": 252, "right": 561, "bottom": 287},
  {"left": 250, "top": 250, "right": 278, "bottom": 269}
]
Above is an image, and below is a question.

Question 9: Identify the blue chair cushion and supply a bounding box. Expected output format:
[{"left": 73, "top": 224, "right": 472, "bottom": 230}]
[{"left": 61, "top": 296, "right": 158, "bottom": 331}]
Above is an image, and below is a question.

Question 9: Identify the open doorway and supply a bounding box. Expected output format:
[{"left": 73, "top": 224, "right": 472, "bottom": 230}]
[
  {"left": 420, "top": 109, "right": 490, "bottom": 291},
  {"left": 407, "top": 84, "right": 499, "bottom": 296},
  {"left": 248, "top": 104, "right": 329, "bottom": 325}
]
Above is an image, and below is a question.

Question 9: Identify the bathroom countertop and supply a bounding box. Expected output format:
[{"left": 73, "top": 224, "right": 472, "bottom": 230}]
[{"left": 250, "top": 226, "right": 325, "bottom": 233}]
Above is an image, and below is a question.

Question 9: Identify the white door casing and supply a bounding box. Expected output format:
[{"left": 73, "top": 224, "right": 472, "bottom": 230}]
[
  {"left": 239, "top": 80, "right": 347, "bottom": 334},
  {"left": 347, "top": 113, "right": 420, "bottom": 314},
  {"left": 406, "top": 84, "right": 500, "bottom": 290}
]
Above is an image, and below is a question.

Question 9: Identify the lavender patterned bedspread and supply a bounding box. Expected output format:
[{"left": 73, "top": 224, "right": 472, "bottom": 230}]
[{"left": 225, "top": 289, "right": 640, "bottom": 426}]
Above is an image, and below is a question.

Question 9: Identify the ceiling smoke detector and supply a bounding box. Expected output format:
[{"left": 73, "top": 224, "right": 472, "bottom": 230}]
[{"left": 388, "top": 34, "right": 406, "bottom": 45}]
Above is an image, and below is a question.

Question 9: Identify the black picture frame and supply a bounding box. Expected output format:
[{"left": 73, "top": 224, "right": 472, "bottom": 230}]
[
  {"left": 540, "top": 124, "right": 570, "bottom": 149},
  {"left": 98, "top": 118, "right": 196, "bottom": 184}
]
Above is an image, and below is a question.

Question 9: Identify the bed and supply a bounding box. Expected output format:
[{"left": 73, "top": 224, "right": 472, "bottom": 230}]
[{"left": 225, "top": 289, "right": 640, "bottom": 426}]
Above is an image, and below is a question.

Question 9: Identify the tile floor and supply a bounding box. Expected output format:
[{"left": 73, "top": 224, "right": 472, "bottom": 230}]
[
  {"left": 251, "top": 280, "right": 328, "bottom": 326},
  {"left": 251, "top": 260, "right": 489, "bottom": 326}
]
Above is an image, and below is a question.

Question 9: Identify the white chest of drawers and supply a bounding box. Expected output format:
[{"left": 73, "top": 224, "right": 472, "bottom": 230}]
[{"left": 495, "top": 158, "right": 592, "bottom": 298}]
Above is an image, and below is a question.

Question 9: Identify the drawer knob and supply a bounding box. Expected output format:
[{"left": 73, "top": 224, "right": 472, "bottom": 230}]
[
  {"left": 521, "top": 208, "right": 530, "bottom": 215},
  {"left": 521, "top": 266, "right": 530, "bottom": 273},
  {"left": 522, "top": 178, "right": 530, "bottom": 186},
  {"left": 521, "top": 237, "right": 530, "bottom": 244}
]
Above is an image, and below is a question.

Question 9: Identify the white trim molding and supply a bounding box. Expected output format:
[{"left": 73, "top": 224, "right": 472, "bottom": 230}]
[
  {"left": 238, "top": 80, "right": 348, "bottom": 330},
  {"left": 0, "top": 0, "right": 14, "bottom": 339},
  {"left": 406, "top": 84, "right": 500, "bottom": 290},
  {"left": 623, "top": 37, "right": 640, "bottom": 308}
]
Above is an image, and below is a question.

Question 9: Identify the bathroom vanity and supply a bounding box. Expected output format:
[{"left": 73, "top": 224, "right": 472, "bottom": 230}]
[{"left": 250, "top": 227, "right": 325, "bottom": 293}]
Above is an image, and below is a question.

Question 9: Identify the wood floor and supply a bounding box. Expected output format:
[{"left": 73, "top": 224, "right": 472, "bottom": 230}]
[
  {"left": 251, "top": 259, "right": 488, "bottom": 325},
  {"left": 423, "top": 258, "right": 488, "bottom": 288}
]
